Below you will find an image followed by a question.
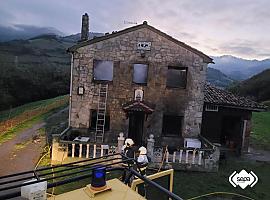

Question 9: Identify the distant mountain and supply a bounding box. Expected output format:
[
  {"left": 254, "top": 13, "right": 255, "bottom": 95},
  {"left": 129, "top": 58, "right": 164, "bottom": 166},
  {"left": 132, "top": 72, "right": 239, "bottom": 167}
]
[
  {"left": 210, "top": 55, "right": 270, "bottom": 80},
  {"left": 206, "top": 67, "right": 235, "bottom": 88},
  {"left": 229, "top": 69, "right": 270, "bottom": 102},
  {"left": 0, "top": 24, "right": 64, "bottom": 42},
  {"left": 0, "top": 32, "right": 104, "bottom": 110}
]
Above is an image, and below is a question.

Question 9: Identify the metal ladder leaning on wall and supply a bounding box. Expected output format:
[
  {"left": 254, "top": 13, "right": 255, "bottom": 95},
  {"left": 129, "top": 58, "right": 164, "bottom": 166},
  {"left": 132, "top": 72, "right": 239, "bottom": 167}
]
[{"left": 95, "top": 84, "right": 108, "bottom": 143}]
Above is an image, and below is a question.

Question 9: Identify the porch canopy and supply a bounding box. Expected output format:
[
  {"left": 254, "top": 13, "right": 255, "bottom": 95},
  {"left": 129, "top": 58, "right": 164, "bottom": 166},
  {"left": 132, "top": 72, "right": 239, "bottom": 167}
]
[{"left": 123, "top": 100, "right": 155, "bottom": 114}]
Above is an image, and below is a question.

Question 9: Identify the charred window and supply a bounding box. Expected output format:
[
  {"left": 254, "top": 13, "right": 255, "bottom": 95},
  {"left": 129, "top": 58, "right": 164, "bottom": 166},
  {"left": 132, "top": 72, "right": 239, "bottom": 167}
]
[
  {"left": 166, "top": 67, "right": 187, "bottom": 88},
  {"left": 90, "top": 110, "right": 110, "bottom": 131},
  {"left": 162, "top": 115, "right": 182, "bottom": 136},
  {"left": 93, "top": 60, "right": 114, "bottom": 81},
  {"left": 133, "top": 64, "right": 148, "bottom": 84}
]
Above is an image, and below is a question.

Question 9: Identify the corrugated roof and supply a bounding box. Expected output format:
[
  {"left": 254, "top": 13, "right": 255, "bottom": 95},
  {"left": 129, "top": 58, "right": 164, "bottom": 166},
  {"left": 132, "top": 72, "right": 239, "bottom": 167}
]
[
  {"left": 204, "top": 84, "right": 267, "bottom": 111},
  {"left": 67, "top": 22, "right": 213, "bottom": 64}
]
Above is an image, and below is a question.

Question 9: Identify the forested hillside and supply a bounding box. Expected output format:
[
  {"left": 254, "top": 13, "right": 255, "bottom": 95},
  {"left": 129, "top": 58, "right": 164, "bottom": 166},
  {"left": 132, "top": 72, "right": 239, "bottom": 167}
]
[
  {"left": 206, "top": 67, "right": 234, "bottom": 88},
  {"left": 229, "top": 69, "right": 270, "bottom": 102},
  {"left": 0, "top": 35, "right": 72, "bottom": 110},
  {"left": 0, "top": 33, "right": 104, "bottom": 111}
]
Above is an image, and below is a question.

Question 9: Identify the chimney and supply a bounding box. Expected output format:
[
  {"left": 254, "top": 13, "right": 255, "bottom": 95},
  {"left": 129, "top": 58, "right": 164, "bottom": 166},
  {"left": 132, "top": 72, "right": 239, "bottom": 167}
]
[{"left": 80, "top": 13, "right": 89, "bottom": 41}]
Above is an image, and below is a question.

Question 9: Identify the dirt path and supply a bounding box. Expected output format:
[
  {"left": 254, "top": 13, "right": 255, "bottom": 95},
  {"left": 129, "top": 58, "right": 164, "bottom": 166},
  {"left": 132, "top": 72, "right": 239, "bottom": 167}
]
[{"left": 0, "top": 122, "right": 46, "bottom": 176}]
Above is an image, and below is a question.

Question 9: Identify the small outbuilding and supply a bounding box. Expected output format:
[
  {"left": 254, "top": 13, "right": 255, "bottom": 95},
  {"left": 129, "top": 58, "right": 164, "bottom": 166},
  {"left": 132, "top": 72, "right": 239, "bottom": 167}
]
[{"left": 201, "top": 84, "right": 267, "bottom": 154}]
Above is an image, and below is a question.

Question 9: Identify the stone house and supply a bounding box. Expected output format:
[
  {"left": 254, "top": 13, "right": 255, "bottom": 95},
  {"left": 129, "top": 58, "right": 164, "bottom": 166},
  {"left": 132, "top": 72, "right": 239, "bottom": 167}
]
[{"left": 67, "top": 13, "right": 213, "bottom": 148}]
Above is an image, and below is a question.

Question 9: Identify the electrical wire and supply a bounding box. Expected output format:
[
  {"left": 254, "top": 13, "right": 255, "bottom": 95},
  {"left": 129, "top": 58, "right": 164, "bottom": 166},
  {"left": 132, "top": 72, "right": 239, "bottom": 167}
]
[{"left": 187, "top": 191, "right": 255, "bottom": 200}]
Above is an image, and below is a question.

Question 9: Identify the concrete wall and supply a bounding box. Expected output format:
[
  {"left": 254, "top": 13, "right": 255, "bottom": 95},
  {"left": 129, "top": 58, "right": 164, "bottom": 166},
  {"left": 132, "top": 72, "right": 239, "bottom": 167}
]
[{"left": 69, "top": 27, "right": 208, "bottom": 146}]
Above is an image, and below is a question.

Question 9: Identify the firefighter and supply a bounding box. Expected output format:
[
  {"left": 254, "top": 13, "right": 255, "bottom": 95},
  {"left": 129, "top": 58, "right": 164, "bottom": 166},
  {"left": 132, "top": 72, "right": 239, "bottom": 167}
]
[
  {"left": 136, "top": 146, "right": 149, "bottom": 197},
  {"left": 121, "top": 138, "right": 135, "bottom": 185},
  {"left": 137, "top": 146, "right": 149, "bottom": 176}
]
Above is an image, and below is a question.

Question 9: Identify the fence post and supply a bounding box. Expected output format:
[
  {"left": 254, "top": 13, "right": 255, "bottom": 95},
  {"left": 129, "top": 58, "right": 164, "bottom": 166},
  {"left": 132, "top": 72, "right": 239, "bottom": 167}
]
[
  {"left": 166, "top": 151, "right": 169, "bottom": 163},
  {"left": 72, "top": 143, "right": 75, "bottom": 158},
  {"left": 192, "top": 150, "right": 196, "bottom": 164},
  {"left": 86, "top": 144, "right": 90, "bottom": 158},
  {"left": 173, "top": 152, "right": 176, "bottom": 163},
  {"left": 147, "top": 134, "right": 155, "bottom": 160},
  {"left": 79, "top": 144, "right": 82, "bottom": 158},
  {"left": 101, "top": 145, "right": 104, "bottom": 157},
  {"left": 93, "top": 144, "right": 97, "bottom": 158},
  {"left": 117, "top": 132, "right": 125, "bottom": 153},
  {"left": 179, "top": 150, "right": 183, "bottom": 163},
  {"left": 186, "top": 150, "right": 192, "bottom": 164},
  {"left": 198, "top": 151, "right": 203, "bottom": 165},
  {"left": 51, "top": 134, "right": 60, "bottom": 161},
  {"left": 51, "top": 134, "right": 67, "bottom": 163}
]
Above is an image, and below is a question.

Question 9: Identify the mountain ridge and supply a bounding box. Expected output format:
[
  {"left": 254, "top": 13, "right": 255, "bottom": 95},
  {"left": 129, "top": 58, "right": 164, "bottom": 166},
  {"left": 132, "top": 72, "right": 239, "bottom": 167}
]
[{"left": 210, "top": 55, "right": 270, "bottom": 80}]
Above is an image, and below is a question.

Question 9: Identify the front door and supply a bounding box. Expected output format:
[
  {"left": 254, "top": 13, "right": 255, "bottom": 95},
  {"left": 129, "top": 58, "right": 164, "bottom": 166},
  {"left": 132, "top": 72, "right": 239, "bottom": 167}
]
[{"left": 128, "top": 112, "right": 144, "bottom": 146}]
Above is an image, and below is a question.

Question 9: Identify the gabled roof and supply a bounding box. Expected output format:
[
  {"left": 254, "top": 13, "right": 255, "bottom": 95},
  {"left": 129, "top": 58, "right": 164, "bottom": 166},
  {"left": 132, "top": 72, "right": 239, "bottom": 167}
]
[
  {"left": 123, "top": 100, "right": 155, "bottom": 114},
  {"left": 68, "top": 22, "right": 213, "bottom": 64},
  {"left": 204, "top": 84, "right": 267, "bottom": 111}
]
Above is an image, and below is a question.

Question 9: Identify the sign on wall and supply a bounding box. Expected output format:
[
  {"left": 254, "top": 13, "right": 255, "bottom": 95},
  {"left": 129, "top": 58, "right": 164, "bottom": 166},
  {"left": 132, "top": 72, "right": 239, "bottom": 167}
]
[{"left": 137, "top": 42, "right": 151, "bottom": 50}]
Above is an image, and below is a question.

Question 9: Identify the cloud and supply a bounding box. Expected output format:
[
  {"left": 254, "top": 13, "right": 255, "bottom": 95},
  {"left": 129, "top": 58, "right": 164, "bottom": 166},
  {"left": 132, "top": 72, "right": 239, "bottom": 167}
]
[{"left": 0, "top": 0, "right": 269, "bottom": 59}]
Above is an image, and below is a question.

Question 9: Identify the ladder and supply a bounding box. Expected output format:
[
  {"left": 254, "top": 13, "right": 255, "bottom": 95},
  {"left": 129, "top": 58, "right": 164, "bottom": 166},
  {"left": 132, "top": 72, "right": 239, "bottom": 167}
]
[{"left": 95, "top": 84, "right": 108, "bottom": 143}]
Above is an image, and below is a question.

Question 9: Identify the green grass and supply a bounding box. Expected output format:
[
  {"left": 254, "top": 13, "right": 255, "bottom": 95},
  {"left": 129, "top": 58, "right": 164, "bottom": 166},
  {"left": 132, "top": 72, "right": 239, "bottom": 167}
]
[
  {"left": 251, "top": 111, "right": 270, "bottom": 149},
  {"left": 0, "top": 114, "right": 46, "bottom": 144},
  {"left": 173, "top": 158, "right": 270, "bottom": 200},
  {"left": 0, "top": 95, "right": 68, "bottom": 144},
  {"left": 0, "top": 95, "right": 67, "bottom": 122}
]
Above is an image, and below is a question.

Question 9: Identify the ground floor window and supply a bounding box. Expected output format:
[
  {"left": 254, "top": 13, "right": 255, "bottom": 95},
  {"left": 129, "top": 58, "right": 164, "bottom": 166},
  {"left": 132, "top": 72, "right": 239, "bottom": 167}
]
[
  {"left": 90, "top": 110, "right": 110, "bottom": 131},
  {"left": 162, "top": 114, "right": 183, "bottom": 136}
]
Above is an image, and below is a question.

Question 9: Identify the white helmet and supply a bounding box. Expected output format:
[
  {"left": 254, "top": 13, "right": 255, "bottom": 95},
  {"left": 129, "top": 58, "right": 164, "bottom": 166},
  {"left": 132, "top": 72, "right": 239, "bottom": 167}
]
[
  {"left": 125, "top": 138, "right": 134, "bottom": 147},
  {"left": 139, "top": 146, "right": 147, "bottom": 155}
]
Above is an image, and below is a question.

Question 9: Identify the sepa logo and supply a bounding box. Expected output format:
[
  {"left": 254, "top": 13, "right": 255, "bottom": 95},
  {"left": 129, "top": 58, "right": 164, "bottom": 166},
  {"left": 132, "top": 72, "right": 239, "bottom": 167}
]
[{"left": 229, "top": 170, "right": 258, "bottom": 189}]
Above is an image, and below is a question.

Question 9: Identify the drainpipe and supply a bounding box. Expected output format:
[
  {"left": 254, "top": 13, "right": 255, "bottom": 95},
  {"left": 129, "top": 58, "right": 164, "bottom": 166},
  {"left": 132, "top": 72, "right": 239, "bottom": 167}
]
[{"left": 68, "top": 53, "right": 74, "bottom": 127}]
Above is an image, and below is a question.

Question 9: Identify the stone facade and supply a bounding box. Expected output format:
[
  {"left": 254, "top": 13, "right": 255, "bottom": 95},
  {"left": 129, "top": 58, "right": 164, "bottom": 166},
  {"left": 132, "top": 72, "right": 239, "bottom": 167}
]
[{"left": 69, "top": 25, "right": 210, "bottom": 147}]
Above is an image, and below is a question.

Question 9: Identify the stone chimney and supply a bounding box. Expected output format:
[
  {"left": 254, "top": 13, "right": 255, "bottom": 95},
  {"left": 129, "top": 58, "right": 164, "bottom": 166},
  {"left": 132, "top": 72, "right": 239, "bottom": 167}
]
[{"left": 80, "top": 13, "right": 89, "bottom": 41}]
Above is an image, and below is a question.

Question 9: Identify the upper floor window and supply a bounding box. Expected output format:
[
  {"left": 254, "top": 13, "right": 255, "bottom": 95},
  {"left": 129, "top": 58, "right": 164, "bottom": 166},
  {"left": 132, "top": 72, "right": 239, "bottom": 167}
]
[
  {"left": 166, "top": 67, "right": 187, "bottom": 88},
  {"left": 93, "top": 60, "right": 114, "bottom": 81},
  {"left": 133, "top": 64, "right": 148, "bottom": 85}
]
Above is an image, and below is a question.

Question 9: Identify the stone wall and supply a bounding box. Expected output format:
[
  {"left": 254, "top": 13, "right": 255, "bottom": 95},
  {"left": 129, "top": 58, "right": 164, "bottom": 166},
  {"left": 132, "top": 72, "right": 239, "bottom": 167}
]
[{"left": 69, "top": 27, "right": 208, "bottom": 146}]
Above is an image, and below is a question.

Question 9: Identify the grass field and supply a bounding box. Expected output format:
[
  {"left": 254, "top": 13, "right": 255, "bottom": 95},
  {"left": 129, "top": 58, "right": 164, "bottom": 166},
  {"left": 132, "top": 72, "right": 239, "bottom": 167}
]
[
  {"left": 0, "top": 95, "right": 68, "bottom": 144},
  {"left": 251, "top": 111, "right": 270, "bottom": 149},
  {"left": 173, "top": 157, "right": 269, "bottom": 200}
]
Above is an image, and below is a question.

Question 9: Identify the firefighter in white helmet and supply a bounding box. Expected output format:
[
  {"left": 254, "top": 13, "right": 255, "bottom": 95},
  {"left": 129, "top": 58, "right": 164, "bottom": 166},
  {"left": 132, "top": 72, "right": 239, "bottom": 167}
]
[
  {"left": 137, "top": 146, "right": 149, "bottom": 176},
  {"left": 121, "top": 138, "right": 135, "bottom": 185}
]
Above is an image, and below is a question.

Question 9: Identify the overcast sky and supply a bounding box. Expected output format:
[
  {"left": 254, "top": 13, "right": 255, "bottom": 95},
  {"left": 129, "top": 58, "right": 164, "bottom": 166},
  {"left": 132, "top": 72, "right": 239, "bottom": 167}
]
[{"left": 1, "top": 0, "right": 269, "bottom": 60}]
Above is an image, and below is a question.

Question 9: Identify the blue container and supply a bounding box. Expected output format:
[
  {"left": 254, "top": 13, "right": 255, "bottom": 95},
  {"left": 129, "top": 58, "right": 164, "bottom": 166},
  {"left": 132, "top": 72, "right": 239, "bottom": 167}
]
[{"left": 91, "top": 166, "right": 106, "bottom": 188}]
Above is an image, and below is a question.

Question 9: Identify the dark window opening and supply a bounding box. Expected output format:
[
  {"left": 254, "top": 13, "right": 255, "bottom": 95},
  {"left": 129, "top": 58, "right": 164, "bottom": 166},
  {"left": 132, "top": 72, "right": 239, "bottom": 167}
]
[
  {"left": 162, "top": 115, "right": 182, "bottom": 136},
  {"left": 133, "top": 64, "right": 148, "bottom": 84},
  {"left": 166, "top": 67, "right": 187, "bottom": 88},
  {"left": 93, "top": 60, "right": 114, "bottom": 81},
  {"left": 90, "top": 110, "right": 110, "bottom": 131}
]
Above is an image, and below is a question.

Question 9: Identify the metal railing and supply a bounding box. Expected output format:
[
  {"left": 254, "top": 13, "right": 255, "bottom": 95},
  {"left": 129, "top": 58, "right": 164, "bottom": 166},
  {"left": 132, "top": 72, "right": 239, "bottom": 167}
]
[{"left": 0, "top": 153, "right": 184, "bottom": 200}]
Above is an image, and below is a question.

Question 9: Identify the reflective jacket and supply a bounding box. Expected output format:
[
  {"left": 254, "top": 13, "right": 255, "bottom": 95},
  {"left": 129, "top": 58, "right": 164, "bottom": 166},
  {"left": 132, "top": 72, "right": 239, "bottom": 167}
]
[{"left": 137, "top": 154, "right": 149, "bottom": 170}]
